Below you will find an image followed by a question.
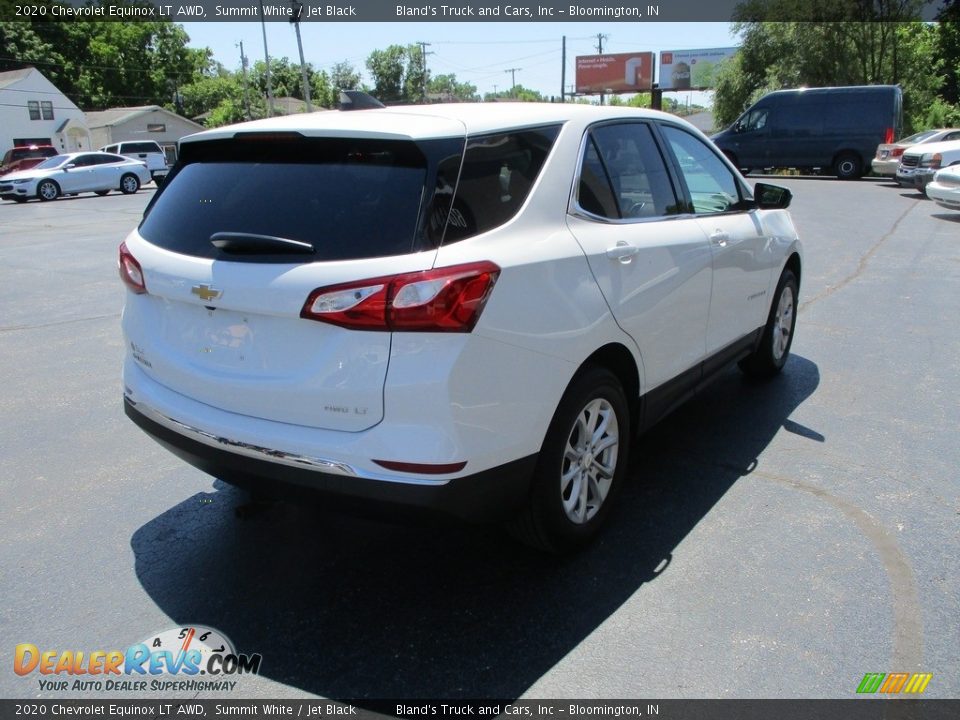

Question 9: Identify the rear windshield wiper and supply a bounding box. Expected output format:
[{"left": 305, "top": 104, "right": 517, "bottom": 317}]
[{"left": 210, "top": 232, "right": 315, "bottom": 255}]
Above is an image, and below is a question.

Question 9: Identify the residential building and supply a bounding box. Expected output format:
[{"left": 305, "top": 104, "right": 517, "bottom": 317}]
[{"left": 0, "top": 67, "right": 91, "bottom": 154}]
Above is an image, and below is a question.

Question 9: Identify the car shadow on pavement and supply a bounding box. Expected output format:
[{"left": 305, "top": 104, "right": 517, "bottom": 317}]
[
  {"left": 131, "top": 355, "right": 819, "bottom": 702},
  {"left": 931, "top": 213, "right": 960, "bottom": 223}
]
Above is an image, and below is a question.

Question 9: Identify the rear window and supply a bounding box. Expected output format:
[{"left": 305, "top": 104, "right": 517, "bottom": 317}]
[
  {"left": 122, "top": 142, "right": 163, "bottom": 154},
  {"left": 141, "top": 128, "right": 560, "bottom": 263},
  {"left": 140, "top": 136, "right": 451, "bottom": 263}
]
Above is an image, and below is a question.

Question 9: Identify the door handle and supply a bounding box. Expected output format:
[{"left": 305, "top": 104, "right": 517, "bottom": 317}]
[
  {"left": 606, "top": 241, "right": 640, "bottom": 264},
  {"left": 709, "top": 230, "right": 729, "bottom": 247}
]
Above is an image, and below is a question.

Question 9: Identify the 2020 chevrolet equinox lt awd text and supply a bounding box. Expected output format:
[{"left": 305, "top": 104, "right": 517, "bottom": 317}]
[{"left": 120, "top": 103, "right": 802, "bottom": 551}]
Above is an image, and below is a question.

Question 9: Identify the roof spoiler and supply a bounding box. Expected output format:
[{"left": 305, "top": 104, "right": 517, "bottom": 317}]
[{"left": 339, "top": 90, "right": 385, "bottom": 111}]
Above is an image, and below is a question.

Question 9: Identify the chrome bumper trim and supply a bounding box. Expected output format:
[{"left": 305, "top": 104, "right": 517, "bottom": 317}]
[{"left": 126, "top": 396, "right": 358, "bottom": 477}]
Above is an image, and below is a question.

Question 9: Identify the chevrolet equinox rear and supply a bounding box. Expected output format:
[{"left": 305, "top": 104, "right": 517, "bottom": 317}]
[{"left": 121, "top": 104, "right": 802, "bottom": 551}]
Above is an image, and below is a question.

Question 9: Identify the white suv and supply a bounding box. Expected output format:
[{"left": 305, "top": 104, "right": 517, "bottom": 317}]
[
  {"left": 102, "top": 141, "right": 170, "bottom": 185},
  {"left": 120, "top": 104, "right": 802, "bottom": 551}
]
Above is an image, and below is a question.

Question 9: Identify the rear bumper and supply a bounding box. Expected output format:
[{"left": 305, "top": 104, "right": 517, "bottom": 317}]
[
  {"left": 124, "top": 396, "right": 536, "bottom": 522},
  {"left": 871, "top": 158, "right": 898, "bottom": 176}
]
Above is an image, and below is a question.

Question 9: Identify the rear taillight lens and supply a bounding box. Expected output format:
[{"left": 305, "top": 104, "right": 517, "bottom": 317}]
[
  {"left": 301, "top": 261, "right": 500, "bottom": 332},
  {"left": 891, "top": 147, "right": 904, "bottom": 158},
  {"left": 118, "top": 242, "right": 147, "bottom": 294},
  {"left": 884, "top": 127, "right": 895, "bottom": 144}
]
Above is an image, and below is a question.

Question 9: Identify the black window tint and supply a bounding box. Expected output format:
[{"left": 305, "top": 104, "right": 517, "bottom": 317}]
[
  {"left": 577, "top": 137, "right": 619, "bottom": 218},
  {"left": 661, "top": 125, "right": 742, "bottom": 214},
  {"left": 438, "top": 126, "right": 559, "bottom": 244},
  {"left": 140, "top": 137, "right": 433, "bottom": 263},
  {"left": 124, "top": 142, "right": 162, "bottom": 154},
  {"left": 585, "top": 123, "right": 681, "bottom": 219}
]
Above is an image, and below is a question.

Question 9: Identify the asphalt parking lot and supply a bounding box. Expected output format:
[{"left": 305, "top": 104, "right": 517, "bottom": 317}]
[{"left": 0, "top": 179, "right": 957, "bottom": 702}]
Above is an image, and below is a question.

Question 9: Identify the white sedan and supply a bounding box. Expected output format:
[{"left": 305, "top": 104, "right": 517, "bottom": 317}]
[
  {"left": 926, "top": 165, "right": 960, "bottom": 211},
  {"left": 0, "top": 151, "right": 151, "bottom": 202}
]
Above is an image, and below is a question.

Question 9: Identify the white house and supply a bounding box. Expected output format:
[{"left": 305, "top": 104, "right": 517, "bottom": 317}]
[
  {"left": 85, "top": 106, "right": 205, "bottom": 165},
  {"left": 0, "top": 67, "right": 91, "bottom": 154}
]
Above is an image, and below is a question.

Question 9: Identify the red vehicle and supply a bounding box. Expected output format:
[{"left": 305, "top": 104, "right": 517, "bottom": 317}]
[{"left": 0, "top": 145, "right": 58, "bottom": 176}]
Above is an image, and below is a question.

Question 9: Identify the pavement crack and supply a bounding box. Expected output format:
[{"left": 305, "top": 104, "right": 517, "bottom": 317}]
[
  {"left": 0, "top": 312, "right": 120, "bottom": 332},
  {"left": 799, "top": 198, "right": 921, "bottom": 313}
]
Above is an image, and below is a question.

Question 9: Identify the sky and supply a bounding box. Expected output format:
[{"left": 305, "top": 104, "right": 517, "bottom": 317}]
[{"left": 179, "top": 21, "right": 739, "bottom": 105}]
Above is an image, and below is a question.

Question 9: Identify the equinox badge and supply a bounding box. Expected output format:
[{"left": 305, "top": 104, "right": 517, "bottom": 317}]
[{"left": 191, "top": 284, "right": 223, "bottom": 302}]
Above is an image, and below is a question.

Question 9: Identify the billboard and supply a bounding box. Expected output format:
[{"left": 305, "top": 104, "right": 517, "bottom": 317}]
[
  {"left": 659, "top": 47, "right": 739, "bottom": 90},
  {"left": 575, "top": 52, "right": 654, "bottom": 94}
]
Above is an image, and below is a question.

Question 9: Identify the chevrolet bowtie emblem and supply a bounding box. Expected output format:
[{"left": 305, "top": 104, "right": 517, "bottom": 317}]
[{"left": 191, "top": 284, "right": 223, "bottom": 302}]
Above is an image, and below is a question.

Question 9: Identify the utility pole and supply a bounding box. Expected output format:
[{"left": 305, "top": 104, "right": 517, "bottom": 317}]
[
  {"left": 561, "top": 35, "right": 566, "bottom": 103},
  {"left": 257, "top": 0, "right": 275, "bottom": 117},
  {"left": 504, "top": 68, "right": 521, "bottom": 97},
  {"left": 416, "top": 41, "right": 432, "bottom": 103},
  {"left": 290, "top": 0, "right": 312, "bottom": 112},
  {"left": 596, "top": 33, "right": 609, "bottom": 105},
  {"left": 238, "top": 41, "right": 253, "bottom": 120}
]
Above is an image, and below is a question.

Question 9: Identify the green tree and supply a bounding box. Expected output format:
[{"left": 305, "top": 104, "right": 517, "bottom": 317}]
[
  {"left": 427, "top": 74, "right": 479, "bottom": 102},
  {"left": 484, "top": 85, "right": 545, "bottom": 102},
  {"left": 329, "top": 61, "right": 362, "bottom": 91},
  {"left": 366, "top": 45, "right": 407, "bottom": 102},
  {"left": 714, "top": 1, "right": 951, "bottom": 132}
]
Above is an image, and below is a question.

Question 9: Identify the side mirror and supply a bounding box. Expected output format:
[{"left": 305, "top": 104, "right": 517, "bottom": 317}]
[
  {"left": 754, "top": 182, "right": 792, "bottom": 209},
  {"left": 64, "top": 163, "right": 76, "bottom": 171}
]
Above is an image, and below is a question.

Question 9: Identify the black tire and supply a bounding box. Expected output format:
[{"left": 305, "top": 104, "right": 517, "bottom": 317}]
[
  {"left": 723, "top": 151, "right": 750, "bottom": 175},
  {"left": 95, "top": 190, "right": 110, "bottom": 196},
  {"left": 37, "top": 179, "right": 60, "bottom": 201},
  {"left": 120, "top": 174, "right": 140, "bottom": 195},
  {"left": 833, "top": 152, "right": 862, "bottom": 180},
  {"left": 739, "top": 268, "right": 799, "bottom": 378},
  {"left": 509, "top": 365, "right": 630, "bottom": 553}
]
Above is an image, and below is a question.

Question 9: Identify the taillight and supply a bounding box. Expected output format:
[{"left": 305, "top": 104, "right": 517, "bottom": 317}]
[
  {"left": 301, "top": 261, "right": 500, "bottom": 332},
  {"left": 884, "top": 127, "right": 894, "bottom": 144},
  {"left": 118, "top": 242, "right": 147, "bottom": 294},
  {"left": 892, "top": 147, "right": 904, "bottom": 158}
]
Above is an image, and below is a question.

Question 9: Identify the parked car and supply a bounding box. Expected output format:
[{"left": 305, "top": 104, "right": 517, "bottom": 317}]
[
  {"left": 0, "top": 144, "right": 58, "bottom": 176},
  {"left": 712, "top": 85, "right": 902, "bottom": 179},
  {"left": 0, "top": 152, "right": 151, "bottom": 202},
  {"left": 925, "top": 165, "right": 960, "bottom": 211},
  {"left": 872, "top": 128, "right": 960, "bottom": 179},
  {"left": 896, "top": 139, "right": 960, "bottom": 192},
  {"left": 120, "top": 104, "right": 802, "bottom": 551},
  {"left": 100, "top": 141, "right": 170, "bottom": 185}
]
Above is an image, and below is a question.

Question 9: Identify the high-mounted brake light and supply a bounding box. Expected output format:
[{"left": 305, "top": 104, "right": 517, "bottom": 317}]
[
  {"left": 118, "top": 242, "right": 147, "bottom": 294},
  {"left": 301, "top": 261, "right": 500, "bottom": 332}
]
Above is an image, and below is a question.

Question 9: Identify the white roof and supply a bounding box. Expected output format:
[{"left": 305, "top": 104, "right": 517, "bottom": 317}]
[{"left": 181, "top": 103, "right": 685, "bottom": 145}]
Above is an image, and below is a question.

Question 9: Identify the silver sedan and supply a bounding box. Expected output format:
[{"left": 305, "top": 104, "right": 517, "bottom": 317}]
[{"left": 0, "top": 151, "right": 152, "bottom": 202}]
